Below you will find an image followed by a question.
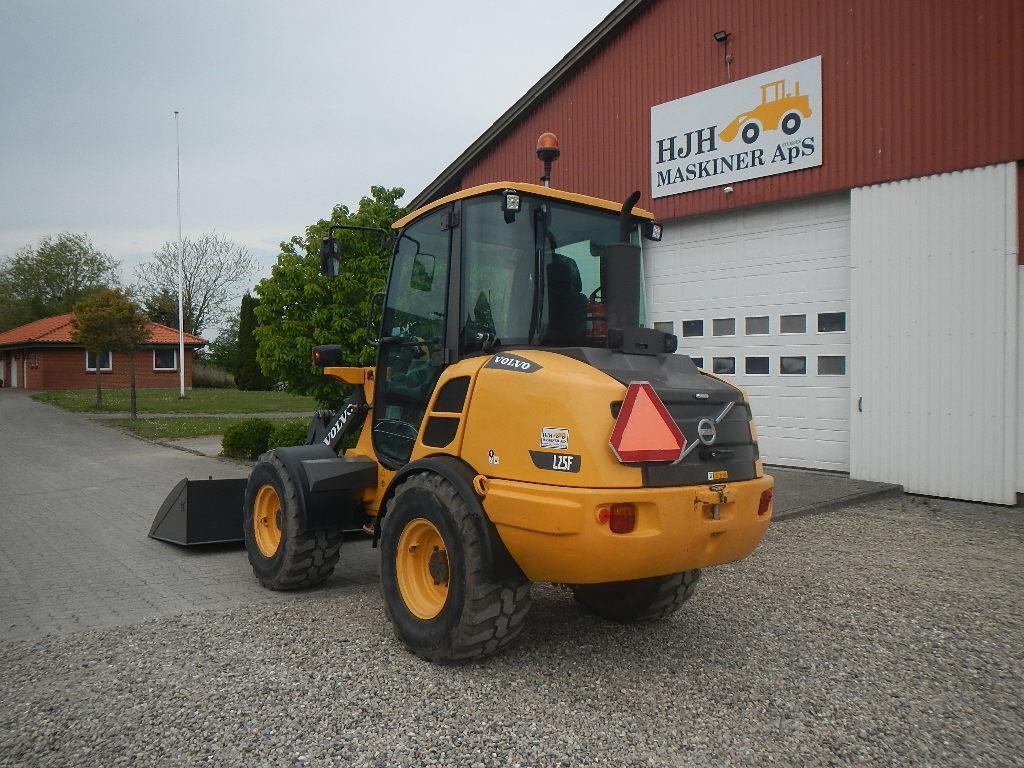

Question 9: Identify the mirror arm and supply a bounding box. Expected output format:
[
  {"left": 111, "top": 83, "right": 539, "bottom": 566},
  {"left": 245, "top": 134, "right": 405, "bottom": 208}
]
[
  {"left": 328, "top": 224, "right": 393, "bottom": 253},
  {"left": 328, "top": 224, "right": 389, "bottom": 237},
  {"left": 618, "top": 191, "right": 642, "bottom": 243}
]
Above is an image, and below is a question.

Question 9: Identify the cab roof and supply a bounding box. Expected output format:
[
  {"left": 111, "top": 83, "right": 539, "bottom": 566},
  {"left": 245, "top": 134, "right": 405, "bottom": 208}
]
[{"left": 391, "top": 181, "right": 655, "bottom": 230}]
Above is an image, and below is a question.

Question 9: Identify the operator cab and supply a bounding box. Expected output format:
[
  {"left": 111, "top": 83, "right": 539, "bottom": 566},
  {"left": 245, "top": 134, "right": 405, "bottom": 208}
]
[{"left": 372, "top": 182, "right": 660, "bottom": 467}]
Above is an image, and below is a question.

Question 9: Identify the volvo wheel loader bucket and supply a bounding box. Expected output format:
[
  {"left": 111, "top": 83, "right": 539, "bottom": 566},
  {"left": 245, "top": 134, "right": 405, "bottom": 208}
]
[{"left": 149, "top": 477, "right": 248, "bottom": 545}]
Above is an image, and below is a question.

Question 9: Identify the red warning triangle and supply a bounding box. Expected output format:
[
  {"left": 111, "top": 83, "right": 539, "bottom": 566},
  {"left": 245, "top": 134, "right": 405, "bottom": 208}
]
[{"left": 609, "top": 382, "right": 686, "bottom": 463}]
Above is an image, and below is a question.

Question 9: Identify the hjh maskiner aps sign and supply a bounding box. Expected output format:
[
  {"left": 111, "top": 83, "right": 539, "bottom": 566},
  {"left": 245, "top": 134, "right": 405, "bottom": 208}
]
[{"left": 650, "top": 56, "right": 822, "bottom": 197}]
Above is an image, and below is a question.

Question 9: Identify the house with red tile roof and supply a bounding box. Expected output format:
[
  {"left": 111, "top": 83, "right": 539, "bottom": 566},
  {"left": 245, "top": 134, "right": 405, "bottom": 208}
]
[{"left": 0, "top": 314, "right": 206, "bottom": 390}]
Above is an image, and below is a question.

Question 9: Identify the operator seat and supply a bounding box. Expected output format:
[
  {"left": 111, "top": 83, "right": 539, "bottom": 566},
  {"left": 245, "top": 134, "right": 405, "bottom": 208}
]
[{"left": 546, "top": 253, "right": 588, "bottom": 344}]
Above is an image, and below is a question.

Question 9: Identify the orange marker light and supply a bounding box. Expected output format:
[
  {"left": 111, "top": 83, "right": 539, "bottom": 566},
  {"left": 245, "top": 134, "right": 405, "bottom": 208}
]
[{"left": 609, "top": 382, "right": 686, "bottom": 463}]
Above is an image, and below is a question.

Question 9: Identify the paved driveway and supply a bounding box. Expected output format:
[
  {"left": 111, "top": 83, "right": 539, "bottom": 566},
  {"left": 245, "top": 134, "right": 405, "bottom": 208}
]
[{"left": 0, "top": 390, "right": 377, "bottom": 640}]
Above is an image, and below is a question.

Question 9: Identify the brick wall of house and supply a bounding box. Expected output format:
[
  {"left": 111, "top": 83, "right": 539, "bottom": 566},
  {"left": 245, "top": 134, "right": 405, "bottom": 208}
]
[{"left": 10, "top": 346, "right": 197, "bottom": 390}]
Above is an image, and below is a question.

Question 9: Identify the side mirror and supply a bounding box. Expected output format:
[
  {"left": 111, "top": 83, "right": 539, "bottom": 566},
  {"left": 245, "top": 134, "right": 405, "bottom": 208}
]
[{"left": 319, "top": 237, "right": 341, "bottom": 277}]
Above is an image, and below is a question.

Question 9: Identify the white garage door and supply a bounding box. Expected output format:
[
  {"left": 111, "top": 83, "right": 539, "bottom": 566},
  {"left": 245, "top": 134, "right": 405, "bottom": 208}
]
[{"left": 644, "top": 194, "right": 851, "bottom": 471}]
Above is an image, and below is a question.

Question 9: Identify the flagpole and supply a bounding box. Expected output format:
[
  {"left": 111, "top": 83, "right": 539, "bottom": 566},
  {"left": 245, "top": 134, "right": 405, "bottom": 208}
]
[{"left": 174, "top": 110, "right": 186, "bottom": 398}]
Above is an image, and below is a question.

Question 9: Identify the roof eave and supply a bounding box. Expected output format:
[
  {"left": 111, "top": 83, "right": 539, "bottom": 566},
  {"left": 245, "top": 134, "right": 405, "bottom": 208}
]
[{"left": 408, "top": 0, "right": 652, "bottom": 210}]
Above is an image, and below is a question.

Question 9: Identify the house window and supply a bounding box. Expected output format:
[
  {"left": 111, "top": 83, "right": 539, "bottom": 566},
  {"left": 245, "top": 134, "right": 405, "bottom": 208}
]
[
  {"left": 85, "top": 351, "right": 112, "bottom": 371},
  {"left": 154, "top": 348, "right": 178, "bottom": 371}
]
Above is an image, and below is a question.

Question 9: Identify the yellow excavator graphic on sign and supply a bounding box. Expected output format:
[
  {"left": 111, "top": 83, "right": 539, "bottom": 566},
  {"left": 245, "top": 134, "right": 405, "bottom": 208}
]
[{"left": 719, "top": 79, "right": 812, "bottom": 144}]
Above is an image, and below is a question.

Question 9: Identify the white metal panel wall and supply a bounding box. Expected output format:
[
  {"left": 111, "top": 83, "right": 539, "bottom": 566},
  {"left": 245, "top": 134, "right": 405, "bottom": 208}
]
[
  {"left": 850, "top": 163, "right": 1019, "bottom": 504},
  {"left": 644, "top": 195, "right": 851, "bottom": 470},
  {"left": 1019, "top": 265, "right": 1024, "bottom": 495}
]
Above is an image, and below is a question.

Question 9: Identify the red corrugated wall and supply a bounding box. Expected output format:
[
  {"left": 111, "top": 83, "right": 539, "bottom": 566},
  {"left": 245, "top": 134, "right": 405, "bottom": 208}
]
[{"left": 458, "top": 0, "right": 1024, "bottom": 227}]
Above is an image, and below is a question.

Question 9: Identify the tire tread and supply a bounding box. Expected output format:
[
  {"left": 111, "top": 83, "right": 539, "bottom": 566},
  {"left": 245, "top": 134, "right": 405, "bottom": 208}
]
[
  {"left": 245, "top": 452, "right": 342, "bottom": 591},
  {"left": 382, "top": 473, "right": 531, "bottom": 662}
]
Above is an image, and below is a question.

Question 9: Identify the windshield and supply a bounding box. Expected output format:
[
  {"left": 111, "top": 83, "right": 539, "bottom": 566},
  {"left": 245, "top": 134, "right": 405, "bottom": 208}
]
[{"left": 460, "top": 193, "right": 644, "bottom": 351}]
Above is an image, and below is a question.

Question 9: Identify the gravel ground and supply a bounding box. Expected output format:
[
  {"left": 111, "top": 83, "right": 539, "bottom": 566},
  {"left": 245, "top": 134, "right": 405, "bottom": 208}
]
[{"left": 2, "top": 496, "right": 1021, "bottom": 768}]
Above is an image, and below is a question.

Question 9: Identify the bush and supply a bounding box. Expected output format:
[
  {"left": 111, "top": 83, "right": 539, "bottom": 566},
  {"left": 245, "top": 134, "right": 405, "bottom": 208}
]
[
  {"left": 192, "top": 362, "right": 236, "bottom": 389},
  {"left": 268, "top": 420, "right": 309, "bottom": 450},
  {"left": 221, "top": 418, "right": 275, "bottom": 460}
]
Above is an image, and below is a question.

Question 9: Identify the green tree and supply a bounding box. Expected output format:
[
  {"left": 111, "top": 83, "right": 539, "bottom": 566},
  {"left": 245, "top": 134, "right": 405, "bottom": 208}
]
[
  {"left": 71, "top": 288, "right": 151, "bottom": 414},
  {"left": 235, "top": 293, "right": 272, "bottom": 390},
  {"left": 143, "top": 288, "right": 189, "bottom": 330},
  {"left": 254, "top": 185, "right": 406, "bottom": 405},
  {"left": 0, "top": 233, "right": 120, "bottom": 331},
  {"left": 207, "top": 308, "right": 241, "bottom": 374},
  {"left": 133, "top": 233, "right": 254, "bottom": 336}
]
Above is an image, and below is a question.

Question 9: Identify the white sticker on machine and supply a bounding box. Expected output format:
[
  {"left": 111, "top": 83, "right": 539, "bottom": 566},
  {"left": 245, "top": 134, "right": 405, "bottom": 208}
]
[{"left": 540, "top": 427, "right": 570, "bottom": 450}]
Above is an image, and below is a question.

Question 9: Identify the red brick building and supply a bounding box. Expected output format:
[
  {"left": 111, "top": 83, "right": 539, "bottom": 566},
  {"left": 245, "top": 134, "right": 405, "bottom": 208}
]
[{"left": 0, "top": 314, "right": 206, "bottom": 390}]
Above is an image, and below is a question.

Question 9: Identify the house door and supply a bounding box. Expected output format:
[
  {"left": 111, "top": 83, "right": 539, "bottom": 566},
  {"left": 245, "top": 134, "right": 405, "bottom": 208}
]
[{"left": 10, "top": 354, "right": 18, "bottom": 387}]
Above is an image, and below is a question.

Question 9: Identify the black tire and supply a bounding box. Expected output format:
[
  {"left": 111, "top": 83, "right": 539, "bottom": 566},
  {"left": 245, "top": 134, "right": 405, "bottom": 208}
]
[
  {"left": 781, "top": 111, "right": 802, "bottom": 135},
  {"left": 571, "top": 570, "right": 701, "bottom": 623},
  {"left": 243, "top": 451, "right": 342, "bottom": 590},
  {"left": 380, "top": 473, "right": 532, "bottom": 663},
  {"left": 741, "top": 121, "right": 760, "bottom": 144}
]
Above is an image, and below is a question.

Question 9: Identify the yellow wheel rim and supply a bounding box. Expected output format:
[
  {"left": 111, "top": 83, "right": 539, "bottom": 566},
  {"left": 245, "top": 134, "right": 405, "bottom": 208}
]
[
  {"left": 396, "top": 517, "right": 450, "bottom": 620},
  {"left": 253, "top": 484, "right": 282, "bottom": 558}
]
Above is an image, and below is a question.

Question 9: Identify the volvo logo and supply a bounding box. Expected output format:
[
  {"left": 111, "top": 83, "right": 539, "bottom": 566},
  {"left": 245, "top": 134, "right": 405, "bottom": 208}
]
[{"left": 697, "top": 418, "right": 717, "bottom": 446}]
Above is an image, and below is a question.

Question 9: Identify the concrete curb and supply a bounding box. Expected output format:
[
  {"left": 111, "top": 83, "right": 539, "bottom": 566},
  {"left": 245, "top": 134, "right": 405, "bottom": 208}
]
[{"left": 772, "top": 482, "right": 904, "bottom": 523}]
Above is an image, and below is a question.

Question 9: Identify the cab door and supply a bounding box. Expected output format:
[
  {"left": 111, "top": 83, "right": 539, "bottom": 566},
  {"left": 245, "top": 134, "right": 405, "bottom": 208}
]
[{"left": 372, "top": 206, "right": 452, "bottom": 466}]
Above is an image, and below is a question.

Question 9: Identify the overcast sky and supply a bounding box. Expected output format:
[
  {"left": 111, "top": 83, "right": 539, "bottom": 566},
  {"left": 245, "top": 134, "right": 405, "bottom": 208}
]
[{"left": 0, "top": 0, "right": 620, "bottom": 294}]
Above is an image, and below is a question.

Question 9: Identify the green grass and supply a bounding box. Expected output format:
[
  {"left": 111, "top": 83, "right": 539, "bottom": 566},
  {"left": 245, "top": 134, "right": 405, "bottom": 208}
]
[
  {"left": 32, "top": 388, "right": 318, "bottom": 414},
  {"left": 98, "top": 417, "right": 308, "bottom": 441}
]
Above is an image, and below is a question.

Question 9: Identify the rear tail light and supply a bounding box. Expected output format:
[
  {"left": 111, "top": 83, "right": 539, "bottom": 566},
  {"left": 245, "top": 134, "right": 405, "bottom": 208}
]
[
  {"left": 608, "top": 503, "right": 637, "bottom": 534},
  {"left": 758, "top": 489, "right": 773, "bottom": 516}
]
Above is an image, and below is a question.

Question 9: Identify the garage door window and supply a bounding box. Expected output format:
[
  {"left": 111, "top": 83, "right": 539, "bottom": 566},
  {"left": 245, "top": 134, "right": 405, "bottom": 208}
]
[
  {"left": 817, "top": 312, "right": 847, "bottom": 333},
  {"left": 780, "top": 314, "right": 806, "bottom": 334},
  {"left": 745, "top": 356, "right": 770, "bottom": 375},
  {"left": 818, "top": 355, "right": 846, "bottom": 375},
  {"left": 682, "top": 320, "right": 703, "bottom": 337},
  {"left": 654, "top": 321, "right": 674, "bottom": 334},
  {"left": 745, "top": 316, "right": 769, "bottom": 335},
  {"left": 712, "top": 318, "right": 735, "bottom": 336},
  {"left": 780, "top": 356, "right": 807, "bottom": 374},
  {"left": 713, "top": 357, "right": 735, "bottom": 374},
  {"left": 691, "top": 357, "right": 704, "bottom": 368}
]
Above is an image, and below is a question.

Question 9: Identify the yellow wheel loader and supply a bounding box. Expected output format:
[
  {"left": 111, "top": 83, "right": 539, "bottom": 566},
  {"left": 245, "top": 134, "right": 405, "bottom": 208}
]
[{"left": 220, "top": 135, "right": 773, "bottom": 662}]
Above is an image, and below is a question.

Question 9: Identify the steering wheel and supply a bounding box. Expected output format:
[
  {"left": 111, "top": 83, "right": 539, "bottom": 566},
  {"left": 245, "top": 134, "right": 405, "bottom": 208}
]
[{"left": 589, "top": 286, "right": 603, "bottom": 303}]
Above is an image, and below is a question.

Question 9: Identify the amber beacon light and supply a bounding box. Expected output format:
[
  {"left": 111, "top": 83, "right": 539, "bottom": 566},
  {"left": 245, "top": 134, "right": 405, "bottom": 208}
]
[{"left": 536, "top": 132, "right": 560, "bottom": 187}]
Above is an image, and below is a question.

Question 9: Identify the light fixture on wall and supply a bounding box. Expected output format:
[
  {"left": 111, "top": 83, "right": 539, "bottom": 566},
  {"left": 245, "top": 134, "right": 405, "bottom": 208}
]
[{"left": 713, "top": 30, "right": 733, "bottom": 79}]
